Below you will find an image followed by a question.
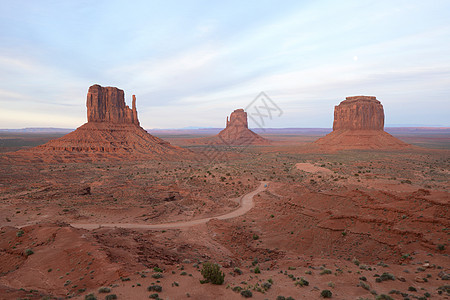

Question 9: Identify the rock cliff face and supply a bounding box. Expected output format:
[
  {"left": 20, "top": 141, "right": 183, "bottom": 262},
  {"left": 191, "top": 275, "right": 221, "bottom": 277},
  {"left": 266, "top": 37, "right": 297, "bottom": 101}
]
[
  {"left": 217, "top": 109, "right": 269, "bottom": 145},
  {"left": 315, "top": 96, "right": 410, "bottom": 150},
  {"left": 87, "top": 85, "right": 139, "bottom": 125},
  {"left": 21, "top": 84, "right": 188, "bottom": 161},
  {"left": 333, "top": 96, "right": 384, "bottom": 131}
]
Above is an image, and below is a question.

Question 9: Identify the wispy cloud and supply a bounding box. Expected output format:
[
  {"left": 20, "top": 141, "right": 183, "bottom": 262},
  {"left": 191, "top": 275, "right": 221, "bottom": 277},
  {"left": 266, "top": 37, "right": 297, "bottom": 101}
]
[{"left": 0, "top": 0, "right": 449, "bottom": 128}]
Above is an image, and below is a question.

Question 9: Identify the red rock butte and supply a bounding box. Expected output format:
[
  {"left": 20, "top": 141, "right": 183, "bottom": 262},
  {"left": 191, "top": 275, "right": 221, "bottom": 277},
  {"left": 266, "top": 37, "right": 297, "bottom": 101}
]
[
  {"left": 216, "top": 109, "right": 269, "bottom": 145},
  {"left": 11, "top": 84, "right": 187, "bottom": 161},
  {"left": 315, "top": 96, "right": 410, "bottom": 150}
]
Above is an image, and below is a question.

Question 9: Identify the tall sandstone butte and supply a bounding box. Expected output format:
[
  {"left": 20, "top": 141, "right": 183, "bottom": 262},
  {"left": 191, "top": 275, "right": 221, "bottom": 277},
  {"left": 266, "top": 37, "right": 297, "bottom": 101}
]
[
  {"left": 333, "top": 96, "right": 384, "bottom": 131},
  {"left": 18, "top": 84, "right": 187, "bottom": 161},
  {"left": 315, "top": 96, "right": 410, "bottom": 150},
  {"left": 86, "top": 84, "right": 139, "bottom": 125},
  {"left": 217, "top": 109, "right": 269, "bottom": 145}
]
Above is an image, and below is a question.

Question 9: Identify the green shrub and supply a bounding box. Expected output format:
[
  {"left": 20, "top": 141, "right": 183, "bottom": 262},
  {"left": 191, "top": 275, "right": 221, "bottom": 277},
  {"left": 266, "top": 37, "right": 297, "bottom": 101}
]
[
  {"left": 254, "top": 266, "right": 260, "bottom": 274},
  {"left": 320, "top": 269, "right": 332, "bottom": 275},
  {"left": 147, "top": 285, "right": 162, "bottom": 292},
  {"left": 240, "top": 290, "right": 252, "bottom": 298},
  {"left": 375, "top": 272, "right": 395, "bottom": 282},
  {"left": 153, "top": 267, "right": 163, "bottom": 272},
  {"left": 262, "top": 282, "right": 271, "bottom": 290},
  {"left": 105, "top": 295, "right": 117, "bottom": 300},
  {"left": 151, "top": 273, "right": 163, "bottom": 279},
  {"left": 295, "top": 278, "right": 309, "bottom": 287},
  {"left": 200, "top": 262, "right": 225, "bottom": 285},
  {"left": 16, "top": 230, "right": 24, "bottom": 237},
  {"left": 98, "top": 287, "right": 111, "bottom": 293},
  {"left": 24, "top": 249, "right": 34, "bottom": 256},
  {"left": 321, "top": 290, "right": 332, "bottom": 298},
  {"left": 149, "top": 294, "right": 159, "bottom": 299},
  {"left": 232, "top": 286, "right": 242, "bottom": 292},
  {"left": 376, "top": 295, "right": 394, "bottom": 300},
  {"left": 234, "top": 267, "right": 242, "bottom": 275}
]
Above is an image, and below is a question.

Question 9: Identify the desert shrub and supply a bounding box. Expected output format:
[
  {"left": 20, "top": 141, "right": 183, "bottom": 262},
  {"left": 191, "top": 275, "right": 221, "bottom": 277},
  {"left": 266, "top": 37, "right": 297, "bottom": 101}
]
[
  {"left": 375, "top": 272, "right": 395, "bottom": 282},
  {"left": 24, "top": 249, "right": 34, "bottom": 256},
  {"left": 376, "top": 295, "right": 394, "bottom": 300},
  {"left": 262, "top": 282, "right": 271, "bottom": 290},
  {"left": 276, "top": 297, "right": 286, "bottom": 300},
  {"left": 240, "top": 290, "right": 253, "bottom": 298},
  {"left": 408, "top": 286, "right": 417, "bottom": 292},
  {"left": 85, "top": 294, "right": 96, "bottom": 300},
  {"left": 149, "top": 294, "right": 159, "bottom": 299},
  {"left": 180, "top": 271, "right": 187, "bottom": 276},
  {"left": 438, "top": 244, "right": 445, "bottom": 251},
  {"left": 321, "top": 289, "right": 332, "bottom": 298},
  {"left": 153, "top": 267, "right": 163, "bottom": 272},
  {"left": 147, "top": 285, "right": 162, "bottom": 292},
  {"left": 151, "top": 273, "right": 163, "bottom": 279},
  {"left": 98, "top": 287, "right": 110, "bottom": 293},
  {"left": 232, "top": 286, "right": 242, "bottom": 292},
  {"left": 254, "top": 266, "right": 261, "bottom": 274},
  {"left": 234, "top": 267, "right": 242, "bottom": 275},
  {"left": 16, "top": 230, "right": 24, "bottom": 237},
  {"left": 360, "top": 281, "right": 370, "bottom": 290},
  {"left": 295, "top": 278, "right": 309, "bottom": 287},
  {"left": 105, "top": 295, "right": 117, "bottom": 300},
  {"left": 252, "top": 234, "right": 259, "bottom": 240},
  {"left": 320, "top": 269, "right": 332, "bottom": 275},
  {"left": 200, "top": 262, "right": 225, "bottom": 285}
]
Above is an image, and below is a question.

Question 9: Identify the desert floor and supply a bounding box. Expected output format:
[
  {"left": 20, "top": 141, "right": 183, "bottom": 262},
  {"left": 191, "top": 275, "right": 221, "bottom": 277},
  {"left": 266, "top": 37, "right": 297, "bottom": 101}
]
[{"left": 0, "top": 129, "right": 448, "bottom": 300}]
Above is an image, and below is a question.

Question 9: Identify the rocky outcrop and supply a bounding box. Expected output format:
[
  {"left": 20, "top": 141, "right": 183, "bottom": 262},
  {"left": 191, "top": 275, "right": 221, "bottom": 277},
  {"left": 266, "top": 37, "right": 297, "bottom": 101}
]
[
  {"left": 18, "top": 84, "right": 188, "bottom": 161},
  {"left": 217, "top": 109, "right": 269, "bottom": 145},
  {"left": 333, "top": 96, "right": 384, "bottom": 131},
  {"left": 315, "top": 96, "right": 410, "bottom": 150},
  {"left": 87, "top": 85, "right": 139, "bottom": 125}
]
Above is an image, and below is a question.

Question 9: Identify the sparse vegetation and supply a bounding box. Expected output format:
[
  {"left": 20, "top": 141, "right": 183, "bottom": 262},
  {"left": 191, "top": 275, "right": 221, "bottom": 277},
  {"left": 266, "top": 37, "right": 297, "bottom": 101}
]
[
  {"left": 98, "top": 287, "right": 111, "bottom": 293},
  {"left": 147, "top": 285, "right": 162, "bottom": 292},
  {"left": 321, "top": 289, "right": 332, "bottom": 298},
  {"left": 200, "top": 262, "right": 225, "bottom": 285},
  {"left": 240, "top": 290, "right": 253, "bottom": 298}
]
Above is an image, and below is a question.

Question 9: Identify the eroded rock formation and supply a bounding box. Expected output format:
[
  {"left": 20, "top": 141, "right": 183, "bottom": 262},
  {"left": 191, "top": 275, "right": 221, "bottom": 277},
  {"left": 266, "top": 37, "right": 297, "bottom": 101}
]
[
  {"left": 333, "top": 96, "right": 384, "bottom": 131},
  {"left": 87, "top": 85, "right": 139, "bottom": 125},
  {"left": 217, "top": 109, "right": 269, "bottom": 145},
  {"left": 315, "top": 96, "right": 410, "bottom": 150},
  {"left": 18, "top": 84, "right": 188, "bottom": 161}
]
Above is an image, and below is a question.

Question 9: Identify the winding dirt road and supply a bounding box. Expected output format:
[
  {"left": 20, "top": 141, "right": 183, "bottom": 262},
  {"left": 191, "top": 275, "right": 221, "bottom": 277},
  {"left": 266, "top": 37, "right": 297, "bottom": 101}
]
[{"left": 70, "top": 181, "right": 268, "bottom": 230}]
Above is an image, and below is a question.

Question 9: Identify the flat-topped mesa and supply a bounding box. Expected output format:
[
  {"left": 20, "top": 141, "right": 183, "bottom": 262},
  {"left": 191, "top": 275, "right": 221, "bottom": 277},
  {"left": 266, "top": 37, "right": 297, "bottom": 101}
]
[
  {"left": 87, "top": 84, "right": 139, "bottom": 125},
  {"left": 333, "top": 96, "right": 384, "bottom": 131},
  {"left": 226, "top": 109, "right": 248, "bottom": 129},
  {"left": 315, "top": 95, "right": 410, "bottom": 150}
]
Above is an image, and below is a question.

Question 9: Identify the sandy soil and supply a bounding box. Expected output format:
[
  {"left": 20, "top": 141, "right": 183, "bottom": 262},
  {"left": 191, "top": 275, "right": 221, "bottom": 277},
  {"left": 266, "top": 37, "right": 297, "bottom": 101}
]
[
  {"left": 70, "top": 182, "right": 268, "bottom": 230},
  {"left": 0, "top": 132, "right": 449, "bottom": 300}
]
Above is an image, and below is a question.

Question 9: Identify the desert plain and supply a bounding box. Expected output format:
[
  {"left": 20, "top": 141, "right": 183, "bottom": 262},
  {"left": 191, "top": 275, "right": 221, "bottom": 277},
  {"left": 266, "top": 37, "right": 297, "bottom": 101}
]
[{"left": 0, "top": 121, "right": 449, "bottom": 300}]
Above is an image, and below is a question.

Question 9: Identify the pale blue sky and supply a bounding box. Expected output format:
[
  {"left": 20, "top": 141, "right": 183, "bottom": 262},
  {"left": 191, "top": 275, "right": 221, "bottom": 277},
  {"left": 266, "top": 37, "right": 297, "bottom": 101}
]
[{"left": 0, "top": 0, "right": 449, "bottom": 128}]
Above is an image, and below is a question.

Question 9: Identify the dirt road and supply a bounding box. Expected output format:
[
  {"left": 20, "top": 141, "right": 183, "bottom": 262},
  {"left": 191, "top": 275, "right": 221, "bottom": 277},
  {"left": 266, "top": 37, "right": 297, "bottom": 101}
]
[{"left": 70, "top": 181, "right": 268, "bottom": 230}]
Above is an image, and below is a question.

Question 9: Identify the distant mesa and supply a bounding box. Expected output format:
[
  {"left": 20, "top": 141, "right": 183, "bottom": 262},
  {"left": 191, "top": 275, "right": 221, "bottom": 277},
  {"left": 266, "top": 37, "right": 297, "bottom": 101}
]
[
  {"left": 13, "top": 84, "right": 187, "bottom": 161},
  {"left": 217, "top": 109, "right": 269, "bottom": 145},
  {"left": 191, "top": 108, "right": 268, "bottom": 146},
  {"left": 315, "top": 96, "right": 410, "bottom": 150}
]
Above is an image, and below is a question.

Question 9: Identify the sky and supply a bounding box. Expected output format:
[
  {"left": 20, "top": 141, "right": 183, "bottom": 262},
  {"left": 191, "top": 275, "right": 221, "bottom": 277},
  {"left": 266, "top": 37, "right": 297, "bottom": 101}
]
[{"left": 0, "top": 0, "right": 449, "bottom": 129}]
